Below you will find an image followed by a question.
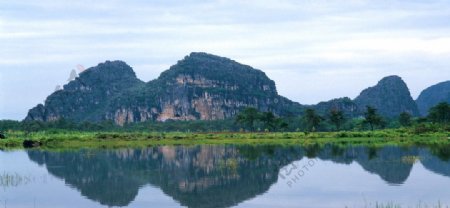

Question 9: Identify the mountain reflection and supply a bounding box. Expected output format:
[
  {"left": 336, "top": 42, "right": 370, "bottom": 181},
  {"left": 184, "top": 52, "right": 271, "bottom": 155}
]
[{"left": 26, "top": 144, "right": 450, "bottom": 208}]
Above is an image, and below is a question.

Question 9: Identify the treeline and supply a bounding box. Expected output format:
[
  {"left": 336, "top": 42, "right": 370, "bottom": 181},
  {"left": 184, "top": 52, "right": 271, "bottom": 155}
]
[
  {"left": 0, "top": 118, "right": 241, "bottom": 133},
  {"left": 0, "top": 102, "right": 448, "bottom": 133},
  {"left": 234, "top": 102, "right": 450, "bottom": 132}
]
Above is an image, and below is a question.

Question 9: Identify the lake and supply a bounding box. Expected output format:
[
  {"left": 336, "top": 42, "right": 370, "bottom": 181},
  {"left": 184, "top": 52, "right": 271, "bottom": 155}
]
[{"left": 1, "top": 144, "right": 450, "bottom": 208}]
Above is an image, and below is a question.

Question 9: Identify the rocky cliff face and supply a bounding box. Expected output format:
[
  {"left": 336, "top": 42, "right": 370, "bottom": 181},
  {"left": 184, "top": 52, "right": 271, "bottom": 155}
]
[
  {"left": 354, "top": 75, "right": 420, "bottom": 117},
  {"left": 26, "top": 53, "right": 302, "bottom": 125},
  {"left": 416, "top": 81, "right": 450, "bottom": 116},
  {"left": 105, "top": 53, "right": 303, "bottom": 125}
]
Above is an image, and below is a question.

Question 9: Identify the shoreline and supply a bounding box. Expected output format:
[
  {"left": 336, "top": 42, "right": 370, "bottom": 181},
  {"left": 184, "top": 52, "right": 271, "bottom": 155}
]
[{"left": 1, "top": 130, "right": 448, "bottom": 150}]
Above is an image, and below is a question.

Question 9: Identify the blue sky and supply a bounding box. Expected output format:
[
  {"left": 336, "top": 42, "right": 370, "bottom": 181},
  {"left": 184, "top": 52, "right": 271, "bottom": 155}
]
[{"left": 1, "top": 0, "right": 450, "bottom": 120}]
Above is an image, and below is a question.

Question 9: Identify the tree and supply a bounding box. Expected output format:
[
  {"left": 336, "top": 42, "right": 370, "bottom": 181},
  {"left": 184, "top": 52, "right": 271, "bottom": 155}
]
[
  {"left": 363, "top": 106, "right": 384, "bottom": 131},
  {"left": 21, "top": 121, "right": 45, "bottom": 133},
  {"left": 260, "top": 112, "right": 276, "bottom": 131},
  {"left": 398, "top": 112, "right": 412, "bottom": 127},
  {"left": 276, "top": 119, "right": 289, "bottom": 131},
  {"left": 328, "top": 109, "right": 345, "bottom": 131},
  {"left": 235, "top": 107, "right": 260, "bottom": 131},
  {"left": 428, "top": 102, "right": 450, "bottom": 124},
  {"left": 0, "top": 120, "right": 21, "bottom": 131},
  {"left": 304, "top": 108, "right": 322, "bottom": 132},
  {"left": 236, "top": 109, "right": 287, "bottom": 132}
]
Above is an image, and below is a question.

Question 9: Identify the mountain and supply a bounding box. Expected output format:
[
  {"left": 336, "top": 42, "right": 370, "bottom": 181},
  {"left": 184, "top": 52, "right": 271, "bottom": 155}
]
[
  {"left": 25, "top": 53, "right": 426, "bottom": 124},
  {"left": 25, "top": 52, "right": 303, "bottom": 125},
  {"left": 416, "top": 81, "right": 450, "bottom": 116},
  {"left": 25, "top": 61, "right": 144, "bottom": 122},
  {"left": 354, "top": 75, "right": 420, "bottom": 117},
  {"left": 26, "top": 145, "right": 448, "bottom": 207},
  {"left": 27, "top": 145, "right": 305, "bottom": 207},
  {"left": 313, "top": 97, "right": 359, "bottom": 118},
  {"left": 317, "top": 145, "right": 418, "bottom": 184}
]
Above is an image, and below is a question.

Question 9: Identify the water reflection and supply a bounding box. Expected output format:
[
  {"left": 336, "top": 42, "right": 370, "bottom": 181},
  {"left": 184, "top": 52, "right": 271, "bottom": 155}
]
[{"left": 21, "top": 144, "right": 450, "bottom": 207}]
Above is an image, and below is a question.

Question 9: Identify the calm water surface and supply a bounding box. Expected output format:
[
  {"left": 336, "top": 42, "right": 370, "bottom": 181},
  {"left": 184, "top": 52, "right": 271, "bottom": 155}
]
[{"left": 1, "top": 144, "right": 450, "bottom": 208}]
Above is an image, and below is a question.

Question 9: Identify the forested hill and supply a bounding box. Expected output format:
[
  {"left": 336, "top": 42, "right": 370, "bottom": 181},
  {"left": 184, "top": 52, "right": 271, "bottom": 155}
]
[
  {"left": 25, "top": 52, "right": 440, "bottom": 125},
  {"left": 26, "top": 53, "right": 302, "bottom": 125}
]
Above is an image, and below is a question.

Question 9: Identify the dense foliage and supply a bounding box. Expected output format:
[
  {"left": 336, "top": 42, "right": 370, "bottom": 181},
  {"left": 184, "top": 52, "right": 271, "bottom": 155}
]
[
  {"left": 2, "top": 103, "right": 449, "bottom": 137},
  {"left": 235, "top": 107, "right": 287, "bottom": 131},
  {"left": 399, "top": 112, "right": 412, "bottom": 127},
  {"left": 428, "top": 102, "right": 450, "bottom": 124},
  {"left": 329, "top": 109, "right": 346, "bottom": 131},
  {"left": 363, "top": 106, "right": 385, "bottom": 131}
]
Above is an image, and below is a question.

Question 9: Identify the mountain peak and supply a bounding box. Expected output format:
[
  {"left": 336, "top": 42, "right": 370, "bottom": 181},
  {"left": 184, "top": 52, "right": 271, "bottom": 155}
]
[
  {"left": 160, "top": 53, "right": 273, "bottom": 92},
  {"left": 354, "top": 75, "right": 419, "bottom": 117},
  {"left": 81, "top": 60, "right": 137, "bottom": 79},
  {"left": 187, "top": 51, "right": 222, "bottom": 58},
  {"left": 379, "top": 75, "right": 402, "bottom": 82},
  {"left": 25, "top": 60, "right": 143, "bottom": 122},
  {"left": 175, "top": 52, "right": 242, "bottom": 70}
]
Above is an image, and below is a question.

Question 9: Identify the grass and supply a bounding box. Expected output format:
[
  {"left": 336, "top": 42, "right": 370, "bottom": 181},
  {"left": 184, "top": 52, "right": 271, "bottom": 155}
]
[{"left": 0, "top": 128, "right": 448, "bottom": 150}]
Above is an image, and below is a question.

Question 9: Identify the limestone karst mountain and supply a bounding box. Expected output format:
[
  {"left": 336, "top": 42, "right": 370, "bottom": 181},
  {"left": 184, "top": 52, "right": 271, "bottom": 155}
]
[
  {"left": 354, "top": 75, "right": 420, "bottom": 117},
  {"left": 26, "top": 53, "right": 440, "bottom": 125},
  {"left": 26, "top": 53, "right": 302, "bottom": 125}
]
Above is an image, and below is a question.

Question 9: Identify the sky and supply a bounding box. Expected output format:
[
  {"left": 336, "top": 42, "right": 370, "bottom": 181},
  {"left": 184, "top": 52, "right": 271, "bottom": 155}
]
[{"left": 1, "top": 0, "right": 450, "bottom": 120}]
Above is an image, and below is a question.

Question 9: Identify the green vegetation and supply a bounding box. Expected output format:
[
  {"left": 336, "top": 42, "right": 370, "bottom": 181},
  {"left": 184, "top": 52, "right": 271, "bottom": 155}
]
[
  {"left": 1, "top": 102, "right": 448, "bottom": 150},
  {"left": 235, "top": 107, "right": 287, "bottom": 132},
  {"left": 428, "top": 102, "right": 450, "bottom": 124},
  {"left": 0, "top": 127, "right": 448, "bottom": 150},
  {"left": 235, "top": 107, "right": 260, "bottom": 131},
  {"left": 398, "top": 112, "right": 412, "bottom": 127},
  {"left": 303, "top": 108, "right": 323, "bottom": 132},
  {"left": 363, "top": 106, "right": 385, "bottom": 131},
  {"left": 328, "top": 109, "right": 345, "bottom": 131}
]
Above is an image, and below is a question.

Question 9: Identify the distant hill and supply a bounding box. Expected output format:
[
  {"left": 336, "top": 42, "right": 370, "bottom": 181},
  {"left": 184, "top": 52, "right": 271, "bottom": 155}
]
[
  {"left": 354, "top": 75, "right": 420, "bottom": 117},
  {"left": 25, "top": 53, "right": 438, "bottom": 124},
  {"left": 416, "top": 81, "right": 450, "bottom": 116}
]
